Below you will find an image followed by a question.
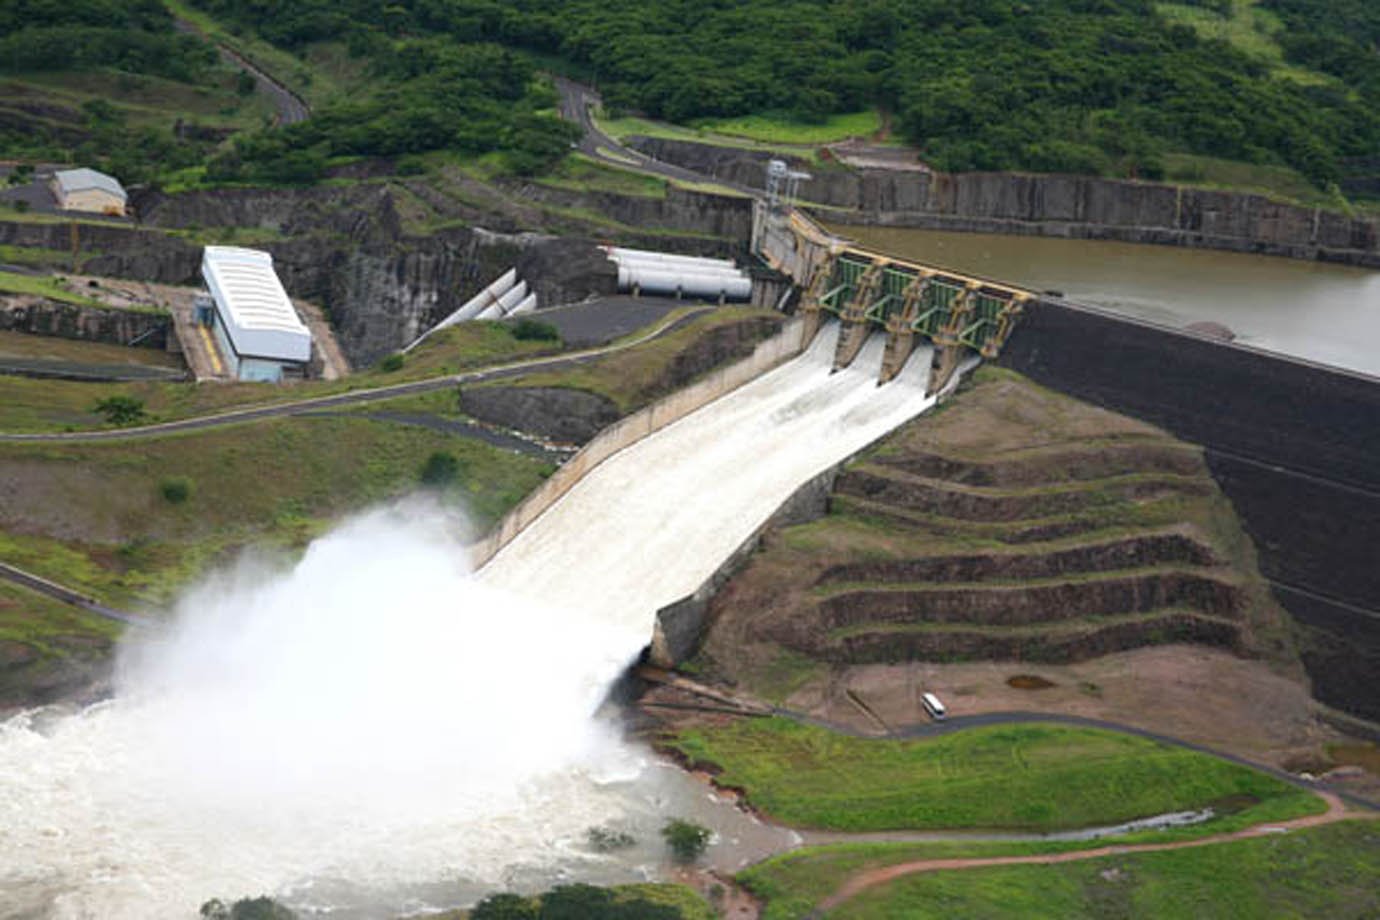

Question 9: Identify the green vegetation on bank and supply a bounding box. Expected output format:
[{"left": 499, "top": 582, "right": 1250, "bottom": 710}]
[
  {"left": 831, "top": 821, "right": 1380, "bottom": 920},
  {"left": 0, "top": 414, "right": 552, "bottom": 609},
  {"left": 463, "top": 883, "right": 713, "bottom": 920},
  {"left": 0, "top": 271, "right": 102, "bottom": 307},
  {"left": 666, "top": 718, "right": 1313, "bottom": 833}
]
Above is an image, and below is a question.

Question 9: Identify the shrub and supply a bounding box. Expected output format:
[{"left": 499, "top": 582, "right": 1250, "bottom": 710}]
[
  {"left": 660, "top": 819, "right": 711, "bottom": 863},
  {"left": 510, "top": 319, "right": 559, "bottom": 342},
  {"left": 419, "top": 450, "right": 459, "bottom": 486},
  {"left": 586, "top": 826, "right": 637, "bottom": 852},
  {"left": 159, "top": 476, "right": 192, "bottom": 504},
  {"left": 470, "top": 893, "right": 537, "bottom": 920},
  {"left": 92, "top": 394, "right": 146, "bottom": 426},
  {"left": 378, "top": 352, "right": 405, "bottom": 372}
]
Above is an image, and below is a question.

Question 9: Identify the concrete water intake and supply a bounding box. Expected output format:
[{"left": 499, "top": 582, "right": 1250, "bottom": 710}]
[{"left": 0, "top": 323, "right": 945, "bottom": 918}]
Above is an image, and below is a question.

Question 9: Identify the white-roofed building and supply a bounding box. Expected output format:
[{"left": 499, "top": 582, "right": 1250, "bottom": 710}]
[
  {"left": 200, "top": 246, "right": 312, "bottom": 382},
  {"left": 49, "top": 168, "right": 127, "bottom": 215}
]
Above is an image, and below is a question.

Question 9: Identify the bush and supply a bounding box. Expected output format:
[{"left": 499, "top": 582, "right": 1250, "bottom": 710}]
[
  {"left": 378, "top": 352, "right": 405, "bottom": 372},
  {"left": 159, "top": 476, "right": 192, "bottom": 504},
  {"left": 586, "top": 826, "right": 637, "bottom": 852},
  {"left": 200, "top": 897, "right": 297, "bottom": 920},
  {"left": 510, "top": 319, "right": 559, "bottom": 342},
  {"left": 419, "top": 450, "right": 459, "bottom": 486},
  {"left": 92, "top": 394, "right": 146, "bottom": 426},
  {"left": 660, "top": 819, "right": 711, "bottom": 863},
  {"left": 470, "top": 893, "right": 537, "bottom": 920}
]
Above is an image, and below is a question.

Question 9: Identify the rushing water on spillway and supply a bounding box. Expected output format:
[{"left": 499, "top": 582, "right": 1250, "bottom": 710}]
[
  {"left": 0, "top": 324, "right": 942, "bottom": 918},
  {"left": 835, "top": 225, "right": 1380, "bottom": 378}
]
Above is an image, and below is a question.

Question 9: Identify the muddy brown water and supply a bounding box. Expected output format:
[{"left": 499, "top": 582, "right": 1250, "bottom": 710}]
[{"left": 831, "top": 225, "right": 1380, "bottom": 379}]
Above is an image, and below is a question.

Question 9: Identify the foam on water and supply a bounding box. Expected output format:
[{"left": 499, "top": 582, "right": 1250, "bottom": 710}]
[{"left": 0, "top": 324, "right": 940, "bottom": 918}]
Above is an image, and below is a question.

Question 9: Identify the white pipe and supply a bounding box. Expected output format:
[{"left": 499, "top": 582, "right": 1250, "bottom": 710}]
[
  {"left": 621, "top": 265, "right": 752, "bottom": 299},
  {"left": 509, "top": 293, "right": 539, "bottom": 315},
  {"left": 494, "top": 280, "right": 528, "bottom": 316},
  {"left": 607, "top": 246, "right": 737, "bottom": 271},
  {"left": 405, "top": 268, "right": 518, "bottom": 351}
]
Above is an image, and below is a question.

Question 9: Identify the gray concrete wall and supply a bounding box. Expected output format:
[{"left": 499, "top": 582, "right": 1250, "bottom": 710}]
[{"left": 0, "top": 295, "right": 169, "bottom": 348}]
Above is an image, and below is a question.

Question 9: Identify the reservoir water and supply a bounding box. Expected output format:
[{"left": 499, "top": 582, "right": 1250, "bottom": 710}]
[
  {"left": 0, "top": 324, "right": 943, "bottom": 918},
  {"left": 834, "top": 225, "right": 1380, "bottom": 379}
]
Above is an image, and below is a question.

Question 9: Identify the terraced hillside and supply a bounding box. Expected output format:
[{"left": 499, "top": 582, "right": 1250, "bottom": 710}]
[{"left": 698, "top": 367, "right": 1297, "bottom": 697}]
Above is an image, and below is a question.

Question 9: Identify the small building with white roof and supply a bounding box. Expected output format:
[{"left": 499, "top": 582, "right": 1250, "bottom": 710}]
[
  {"left": 50, "top": 167, "right": 127, "bottom": 215},
  {"left": 200, "top": 246, "right": 312, "bottom": 382}
]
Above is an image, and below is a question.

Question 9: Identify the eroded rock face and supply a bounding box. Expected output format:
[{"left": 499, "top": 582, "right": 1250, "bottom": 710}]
[
  {"left": 0, "top": 296, "right": 169, "bottom": 348},
  {"left": 460, "top": 386, "right": 621, "bottom": 446},
  {"left": 627, "top": 136, "right": 1380, "bottom": 265}
]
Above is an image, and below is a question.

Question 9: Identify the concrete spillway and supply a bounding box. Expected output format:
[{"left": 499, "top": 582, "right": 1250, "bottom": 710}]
[
  {"left": 0, "top": 324, "right": 942, "bottom": 918},
  {"left": 479, "top": 324, "right": 937, "bottom": 629}
]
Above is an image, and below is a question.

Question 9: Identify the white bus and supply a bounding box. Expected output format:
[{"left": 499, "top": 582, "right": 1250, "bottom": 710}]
[{"left": 921, "top": 692, "right": 947, "bottom": 721}]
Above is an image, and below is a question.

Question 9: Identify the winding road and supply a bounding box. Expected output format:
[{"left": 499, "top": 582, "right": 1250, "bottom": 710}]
[{"left": 0, "top": 307, "right": 712, "bottom": 444}]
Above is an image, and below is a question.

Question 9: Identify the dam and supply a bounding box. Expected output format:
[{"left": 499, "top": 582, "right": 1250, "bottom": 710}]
[{"left": 0, "top": 322, "right": 945, "bottom": 918}]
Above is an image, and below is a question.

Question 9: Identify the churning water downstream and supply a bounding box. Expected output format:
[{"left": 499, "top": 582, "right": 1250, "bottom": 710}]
[{"left": 0, "top": 324, "right": 943, "bottom": 919}]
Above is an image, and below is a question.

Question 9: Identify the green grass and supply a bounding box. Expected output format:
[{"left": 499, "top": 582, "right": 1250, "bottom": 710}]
[
  {"left": 832, "top": 821, "right": 1380, "bottom": 920},
  {"left": 0, "top": 270, "right": 103, "bottom": 307},
  {"left": 696, "top": 110, "right": 883, "bottom": 145},
  {"left": 0, "top": 329, "right": 184, "bottom": 370},
  {"left": 0, "top": 415, "right": 552, "bottom": 607},
  {"left": 0, "top": 245, "right": 84, "bottom": 268},
  {"left": 1154, "top": 1, "right": 1328, "bottom": 86},
  {"left": 1161, "top": 152, "right": 1367, "bottom": 213},
  {"left": 505, "top": 307, "right": 782, "bottom": 412},
  {"left": 666, "top": 718, "right": 1310, "bottom": 833},
  {"left": 0, "top": 579, "right": 120, "bottom": 705},
  {"left": 537, "top": 154, "right": 668, "bottom": 198}
]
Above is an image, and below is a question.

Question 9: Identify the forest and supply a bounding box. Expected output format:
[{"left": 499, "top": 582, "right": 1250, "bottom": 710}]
[{"left": 3, "top": 0, "right": 1379, "bottom": 189}]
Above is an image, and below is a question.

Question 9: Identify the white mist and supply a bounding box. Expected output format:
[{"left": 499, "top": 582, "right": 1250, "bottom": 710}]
[{"left": 0, "top": 324, "right": 940, "bottom": 918}]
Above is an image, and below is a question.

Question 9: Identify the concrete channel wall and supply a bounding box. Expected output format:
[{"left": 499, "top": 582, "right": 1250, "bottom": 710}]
[
  {"left": 997, "top": 298, "right": 1380, "bottom": 721},
  {"left": 468, "top": 317, "right": 805, "bottom": 569}
]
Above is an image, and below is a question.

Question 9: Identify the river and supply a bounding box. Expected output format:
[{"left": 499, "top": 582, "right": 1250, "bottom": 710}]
[{"left": 833, "top": 225, "right": 1380, "bottom": 379}]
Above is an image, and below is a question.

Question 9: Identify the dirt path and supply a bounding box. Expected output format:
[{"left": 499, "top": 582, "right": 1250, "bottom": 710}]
[{"left": 811, "top": 791, "right": 1370, "bottom": 916}]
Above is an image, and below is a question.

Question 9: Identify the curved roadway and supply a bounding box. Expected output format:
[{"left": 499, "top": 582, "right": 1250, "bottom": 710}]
[{"left": 0, "top": 308, "right": 712, "bottom": 444}]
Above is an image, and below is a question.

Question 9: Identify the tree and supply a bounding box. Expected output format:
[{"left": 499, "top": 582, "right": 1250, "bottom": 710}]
[
  {"left": 660, "top": 819, "right": 711, "bottom": 863},
  {"left": 92, "top": 394, "right": 146, "bottom": 426},
  {"left": 159, "top": 476, "right": 192, "bottom": 504},
  {"left": 471, "top": 892, "right": 538, "bottom": 920},
  {"left": 419, "top": 450, "right": 459, "bottom": 486}
]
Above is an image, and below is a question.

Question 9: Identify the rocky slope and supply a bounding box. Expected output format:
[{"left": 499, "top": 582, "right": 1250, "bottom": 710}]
[{"left": 695, "top": 367, "right": 1299, "bottom": 692}]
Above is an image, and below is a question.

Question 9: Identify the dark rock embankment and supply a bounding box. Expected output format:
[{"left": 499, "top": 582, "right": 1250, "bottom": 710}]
[
  {"left": 460, "top": 386, "right": 621, "bottom": 446},
  {"left": 817, "top": 531, "right": 1218, "bottom": 585},
  {"left": 693, "top": 368, "right": 1298, "bottom": 697},
  {"left": 818, "top": 571, "right": 1243, "bottom": 630},
  {"left": 835, "top": 466, "right": 1212, "bottom": 522},
  {"left": 830, "top": 613, "right": 1240, "bottom": 666},
  {"left": 998, "top": 298, "right": 1380, "bottom": 721},
  {"left": 630, "top": 136, "right": 1380, "bottom": 267},
  {"left": 1, "top": 296, "right": 170, "bottom": 349}
]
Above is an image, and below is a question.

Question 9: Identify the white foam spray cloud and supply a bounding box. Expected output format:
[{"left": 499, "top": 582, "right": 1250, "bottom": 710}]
[
  {"left": 0, "top": 503, "right": 652, "bottom": 919},
  {"left": 0, "top": 324, "right": 939, "bottom": 918}
]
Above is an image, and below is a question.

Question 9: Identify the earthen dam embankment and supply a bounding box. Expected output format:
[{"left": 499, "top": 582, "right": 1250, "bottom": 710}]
[{"left": 997, "top": 298, "right": 1380, "bottom": 721}]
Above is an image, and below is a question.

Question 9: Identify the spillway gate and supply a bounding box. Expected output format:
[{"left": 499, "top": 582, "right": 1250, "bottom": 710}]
[{"left": 751, "top": 202, "right": 1031, "bottom": 391}]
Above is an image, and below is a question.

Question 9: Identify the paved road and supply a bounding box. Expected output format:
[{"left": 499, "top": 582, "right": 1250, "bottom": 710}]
[
  {"left": 0, "top": 562, "right": 150, "bottom": 627},
  {"left": 0, "top": 307, "right": 712, "bottom": 443},
  {"left": 173, "top": 19, "right": 310, "bottom": 126},
  {"left": 554, "top": 77, "right": 758, "bottom": 196}
]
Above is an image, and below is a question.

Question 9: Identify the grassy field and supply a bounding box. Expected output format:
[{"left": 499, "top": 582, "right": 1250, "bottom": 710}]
[
  {"left": 666, "top": 718, "right": 1314, "bottom": 833},
  {"left": 0, "top": 579, "right": 121, "bottom": 707},
  {"left": 0, "top": 270, "right": 104, "bottom": 307},
  {"left": 0, "top": 316, "right": 568, "bottom": 434},
  {"left": 1154, "top": 0, "right": 1327, "bottom": 86},
  {"left": 831, "top": 821, "right": 1380, "bottom": 920},
  {"left": 697, "top": 110, "right": 884, "bottom": 145},
  {"left": 536, "top": 154, "right": 668, "bottom": 199},
  {"left": 503, "top": 307, "right": 782, "bottom": 412},
  {"left": 0, "top": 414, "right": 552, "bottom": 608},
  {"left": 0, "top": 330, "right": 184, "bottom": 370}
]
